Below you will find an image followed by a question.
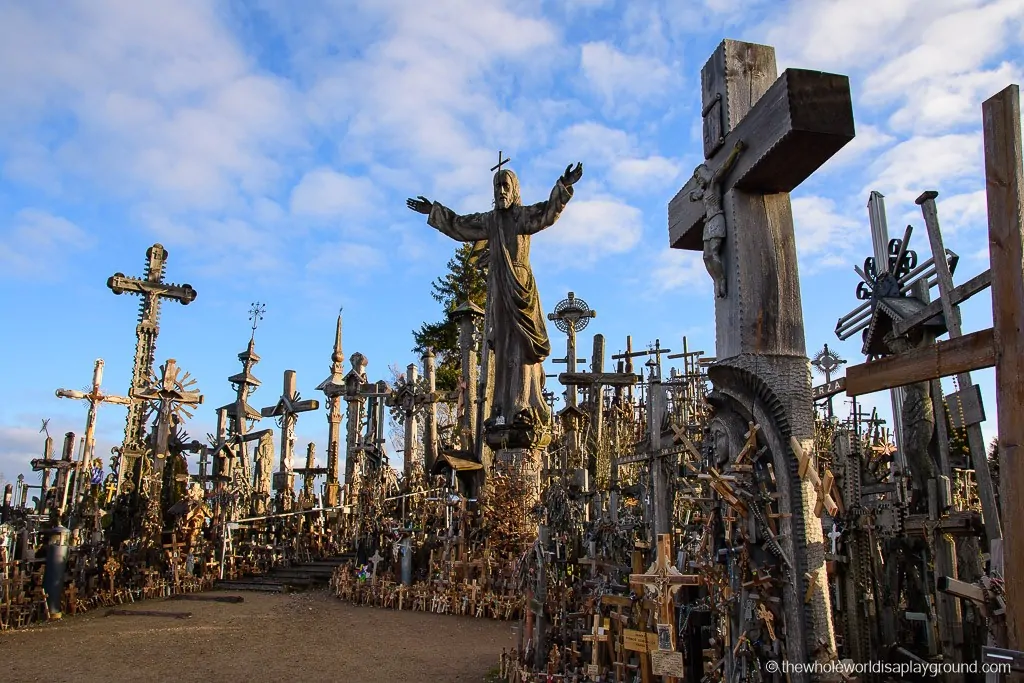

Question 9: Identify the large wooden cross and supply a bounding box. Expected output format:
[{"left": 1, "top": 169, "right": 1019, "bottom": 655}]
[
  {"left": 108, "top": 243, "right": 197, "bottom": 495},
  {"left": 668, "top": 39, "right": 854, "bottom": 359},
  {"left": 55, "top": 359, "right": 130, "bottom": 501},
  {"left": 261, "top": 370, "right": 319, "bottom": 499}
]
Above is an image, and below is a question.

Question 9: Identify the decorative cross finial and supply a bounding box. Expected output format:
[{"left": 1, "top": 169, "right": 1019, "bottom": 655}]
[
  {"left": 490, "top": 150, "right": 511, "bottom": 173},
  {"left": 40, "top": 418, "right": 50, "bottom": 438},
  {"left": 338, "top": 305, "right": 344, "bottom": 318},
  {"left": 249, "top": 302, "right": 266, "bottom": 338}
]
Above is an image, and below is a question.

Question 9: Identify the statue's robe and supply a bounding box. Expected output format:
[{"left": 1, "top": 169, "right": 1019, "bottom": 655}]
[{"left": 427, "top": 179, "right": 574, "bottom": 425}]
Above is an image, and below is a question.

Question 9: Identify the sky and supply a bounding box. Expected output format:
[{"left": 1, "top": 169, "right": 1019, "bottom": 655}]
[{"left": 1, "top": 0, "right": 1022, "bottom": 488}]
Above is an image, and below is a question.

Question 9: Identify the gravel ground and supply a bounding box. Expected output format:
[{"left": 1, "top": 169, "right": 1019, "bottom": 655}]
[{"left": 0, "top": 590, "right": 513, "bottom": 683}]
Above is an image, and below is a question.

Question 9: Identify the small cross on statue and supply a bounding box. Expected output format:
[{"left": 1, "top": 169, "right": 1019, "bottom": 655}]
[
  {"left": 369, "top": 550, "right": 384, "bottom": 581},
  {"left": 490, "top": 150, "right": 511, "bottom": 173}
]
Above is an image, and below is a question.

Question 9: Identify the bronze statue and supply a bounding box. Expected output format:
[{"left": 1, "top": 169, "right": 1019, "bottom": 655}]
[{"left": 407, "top": 161, "right": 583, "bottom": 429}]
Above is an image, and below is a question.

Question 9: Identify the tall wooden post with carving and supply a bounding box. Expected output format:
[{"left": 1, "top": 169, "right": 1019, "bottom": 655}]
[
  {"left": 668, "top": 39, "right": 855, "bottom": 670},
  {"left": 317, "top": 312, "right": 346, "bottom": 508}
]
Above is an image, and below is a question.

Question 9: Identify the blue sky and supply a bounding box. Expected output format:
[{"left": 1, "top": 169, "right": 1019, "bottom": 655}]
[{"left": 1, "top": 0, "right": 1022, "bottom": 485}]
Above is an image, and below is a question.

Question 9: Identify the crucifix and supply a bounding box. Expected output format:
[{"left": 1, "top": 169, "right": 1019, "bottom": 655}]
[
  {"left": 108, "top": 244, "right": 197, "bottom": 496},
  {"left": 293, "top": 443, "right": 327, "bottom": 509},
  {"left": 629, "top": 534, "right": 701, "bottom": 653},
  {"left": 56, "top": 359, "right": 131, "bottom": 503},
  {"left": 668, "top": 39, "right": 854, "bottom": 361},
  {"left": 810, "top": 345, "right": 846, "bottom": 418},
  {"left": 218, "top": 303, "right": 267, "bottom": 490},
  {"left": 548, "top": 291, "right": 597, "bottom": 409},
  {"left": 261, "top": 370, "right": 319, "bottom": 511}
]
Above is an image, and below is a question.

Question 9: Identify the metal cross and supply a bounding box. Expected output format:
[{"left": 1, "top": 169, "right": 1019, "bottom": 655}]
[
  {"left": 40, "top": 419, "right": 50, "bottom": 438},
  {"left": 249, "top": 302, "right": 266, "bottom": 336},
  {"left": 490, "top": 150, "right": 511, "bottom": 172}
]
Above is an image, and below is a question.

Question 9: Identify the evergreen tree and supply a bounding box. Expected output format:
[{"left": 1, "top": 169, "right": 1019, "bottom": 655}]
[{"left": 412, "top": 242, "right": 487, "bottom": 391}]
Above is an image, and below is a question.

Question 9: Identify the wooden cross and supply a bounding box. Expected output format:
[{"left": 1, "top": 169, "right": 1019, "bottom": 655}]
[
  {"left": 629, "top": 534, "right": 700, "bottom": 651},
  {"left": 790, "top": 437, "right": 839, "bottom": 517},
  {"left": 261, "top": 370, "right": 320, "bottom": 496},
  {"left": 108, "top": 244, "right": 197, "bottom": 494},
  {"left": 581, "top": 614, "right": 610, "bottom": 677},
  {"left": 734, "top": 422, "right": 760, "bottom": 465},
  {"left": 56, "top": 359, "right": 131, "bottom": 501},
  {"left": 668, "top": 40, "right": 853, "bottom": 359},
  {"left": 490, "top": 150, "right": 511, "bottom": 173}
]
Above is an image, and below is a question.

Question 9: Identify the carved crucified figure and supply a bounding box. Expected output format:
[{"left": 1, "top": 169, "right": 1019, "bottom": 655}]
[{"left": 689, "top": 140, "right": 745, "bottom": 298}]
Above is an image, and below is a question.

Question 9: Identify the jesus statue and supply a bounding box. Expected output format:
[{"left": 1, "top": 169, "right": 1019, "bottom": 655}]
[{"left": 407, "top": 159, "right": 583, "bottom": 433}]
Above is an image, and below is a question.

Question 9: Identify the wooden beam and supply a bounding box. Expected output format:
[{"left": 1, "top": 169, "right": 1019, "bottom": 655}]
[
  {"left": 984, "top": 84, "right": 1024, "bottom": 653},
  {"left": 938, "top": 576, "right": 987, "bottom": 605},
  {"left": 844, "top": 327, "right": 996, "bottom": 396},
  {"left": 669, "top": 67, "right": 855, "bottom": 250},
  {"left": 892, "top": 269, "right": 992, "bottom": 337},
  {"left": 558, "top": 372, "right": 640, "bottom": 387},
  {"left": 812, "top": 378, "right": 846, "bottom": 401}
]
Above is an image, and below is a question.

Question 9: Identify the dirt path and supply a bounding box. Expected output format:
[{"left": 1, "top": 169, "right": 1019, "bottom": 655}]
[{"left": 0, "top": 591, "right": 513, "bottom": 683}]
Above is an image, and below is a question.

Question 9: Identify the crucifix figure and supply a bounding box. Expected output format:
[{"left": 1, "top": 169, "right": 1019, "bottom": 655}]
[
  {"left": 689, "top": 140, "right": 744, "bottom": 298},
  {"left": 407, "top": 157, "right": 583, "bottom": 433}
]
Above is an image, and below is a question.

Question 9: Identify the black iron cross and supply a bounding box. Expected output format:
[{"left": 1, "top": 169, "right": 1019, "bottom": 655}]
[
  {"left": 490, "top": 150, "right": 511, "bottom": 173},
  {"left": 249, "top": 302, "right": 266, "bottom": 334}
]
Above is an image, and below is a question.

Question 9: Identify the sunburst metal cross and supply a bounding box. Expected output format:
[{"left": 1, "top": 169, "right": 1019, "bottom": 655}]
[
  {"left": 249, "top": 302, "right": 266, "bottom": 338},
  {"left": 490, "top": 150, "right": 511, "bottom": 173}
]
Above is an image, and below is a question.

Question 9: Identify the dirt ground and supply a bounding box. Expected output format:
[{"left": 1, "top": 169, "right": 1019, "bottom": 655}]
[{"left": 0, "top": 590, "right": 514, "bottom": 683}]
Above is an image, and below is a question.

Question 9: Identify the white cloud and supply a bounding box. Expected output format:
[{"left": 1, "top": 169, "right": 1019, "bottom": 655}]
[
  {"left": 0, "top": 209, "right": 95, "bottom": 277},
  {"left": 609, "top": 156, "right": 683, "bottom": 193},
  {"left": 580, "top": 42, "right": 675, "bottom": 108},
  {"left": 827, "top": 124, "right": 896, "bottom": 168},
  {"left": 930, "top": 190, "right": 988, "bottom": 236},
  {"left": 536, "top": 197, "right": 644, "bottom": 263},
  {"left": 0, "top": 1, "right": 304, "bottom": 210},
  {"left": 290, "top": 168, "right": 380, "bottom": 217},
  {"left": 0, "top": 425, "right": 46, "bottom": 487},
  {"left": 792, "top": 196, "right": 863, "bottom": 274},
  {"left": 865, "top": 133, "right": 982, "bottom": 205},
  {"left": 648, "top": 248, "right": 708, "bottom": 292}
]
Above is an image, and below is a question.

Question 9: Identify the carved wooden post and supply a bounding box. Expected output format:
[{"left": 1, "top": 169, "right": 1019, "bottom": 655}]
[
  {"left": 983, "top": 84, "right": 1024, "bottom": 652},
  {"left": 403, "top": 363, "right": 420, "bottom": 478},
  {"left": 316, "top": 313, "right": 346, "bottom": 507},
  {"left": 668, "top": 38, "right": 855, "bottom": 666},
  {"left": 422, "top": 349, "right": 439, "bottom": 476},
  {"left": 452, "top": 301, "right": 483, "bottom": 454}
]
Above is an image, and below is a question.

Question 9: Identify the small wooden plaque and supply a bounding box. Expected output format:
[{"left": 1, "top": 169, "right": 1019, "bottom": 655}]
[{"left": 651, "top": 650, "right": 685, "bottom": 676}]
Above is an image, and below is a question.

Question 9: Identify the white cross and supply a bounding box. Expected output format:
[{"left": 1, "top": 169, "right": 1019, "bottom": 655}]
[{"left": 827, "top": 523, "right": 842, "bottom": 554}]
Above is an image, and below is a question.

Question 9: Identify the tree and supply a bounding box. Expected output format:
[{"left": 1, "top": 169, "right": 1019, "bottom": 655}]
[{"left": 412, "top": 242, "right": 487, "bottom": 391}]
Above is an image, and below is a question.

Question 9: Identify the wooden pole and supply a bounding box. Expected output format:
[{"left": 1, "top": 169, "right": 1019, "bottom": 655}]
[{"left": 984, "top": 84, "right": 1024, "bottom": 652}]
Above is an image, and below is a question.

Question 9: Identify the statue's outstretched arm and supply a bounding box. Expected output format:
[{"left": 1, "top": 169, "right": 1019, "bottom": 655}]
[
  {"left": 520, "top": 166, "right": 580, "bottom": 235},
  {"left": 713, "top": 140, "right": 745, "bottom": 183},
  {"left": 427, "top": 204, "right": 488, "bottom": 242}
]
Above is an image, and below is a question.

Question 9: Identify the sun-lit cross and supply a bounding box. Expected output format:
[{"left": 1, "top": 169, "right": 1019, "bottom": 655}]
[
  {"left": 490, "top": 150, "right": 511, "bottom": 173},
  {"left": 249, "top": 302, "right": 266, "bottom": 338}
]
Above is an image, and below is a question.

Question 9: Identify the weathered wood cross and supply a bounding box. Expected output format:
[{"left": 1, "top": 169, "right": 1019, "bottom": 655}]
[
  {"left": 55, "top": 359, "right": 130, "bottom": 501},
  {"left": 261, "top": 370, "right": 319, "bottom": 501},
  {"left": 668, "top": 39, "right": 854, "bottom": 359},
  {"left": 108, "top": 244, "right": 197, "bottom": 495}
]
